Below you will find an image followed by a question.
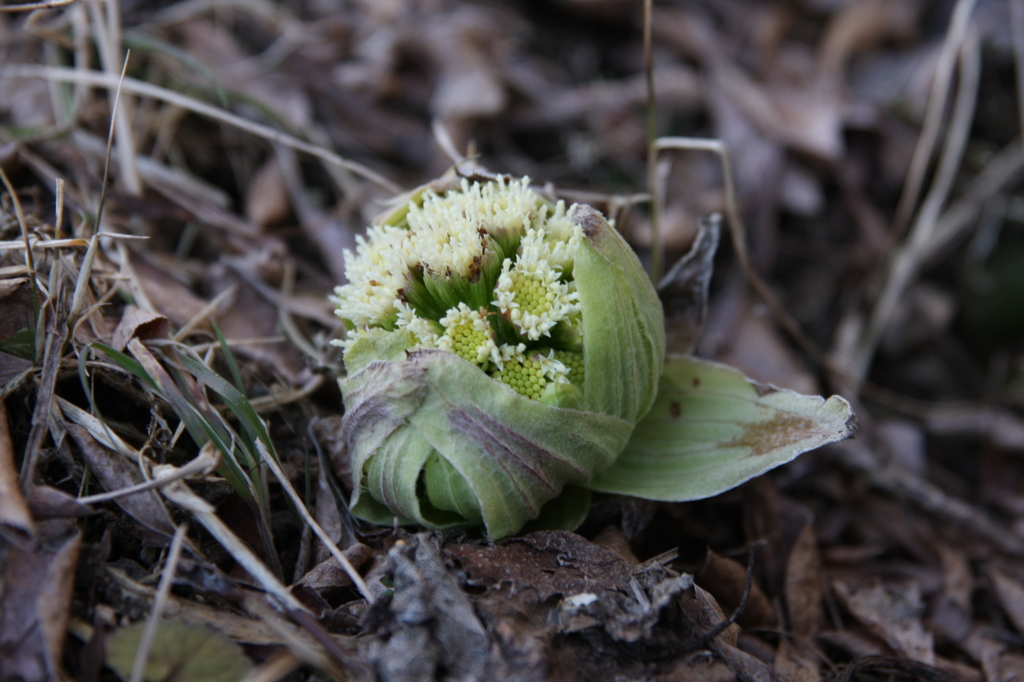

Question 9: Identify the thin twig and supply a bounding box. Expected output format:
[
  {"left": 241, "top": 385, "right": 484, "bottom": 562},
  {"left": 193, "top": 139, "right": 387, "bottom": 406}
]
[
  {"left": 849, "top": 26, "right": 981, "bottom": 384},
  {"left": 128, "top": 524, "right": 188, "bottom": 682},
  {"left": 685, "top": 551, "right": 755, "bottom": 651},
  {"left": 432, "top": 118, "right": 465, "bottom": 165},
  {"left": 653, "top": 137, "right": 835, "bottom": 374},
  {"left": 18, "top": 268, "right": 67, "bottom": 492},
  {"left": 643, "top": 0, "right": 662, "bottom": 283},
  {"left": 77, "top": 444, "right": 219, "bottom": 505},
  {"left": 0, "top": 170, "right": 39, "bottom": 336},
  {"left": 889, "top": 0, "right": 979, "bottom": 239},
  {"left": 4, "top": 65, "right": 401, "bottom": 194},
  {"left": 256, "top": 440, "right": 373, "bottom": 602},
  {"left": 0, "top": 0, "right": 76, "bottom": 11},
  {"left": 53, "top": 179, "right": 65, "bottom": 240},
  {"left": 158, "top": 475, "right": 311, "bottom": 613},
  {"left": 87, "top": 1, "right": 140, "bottom": 195},
  {"left": 826, "top": 440, "right": 1024, "bottom": 556},
  {"left": 1010, "top": 0, "right": 1024, "bottom": 163}
]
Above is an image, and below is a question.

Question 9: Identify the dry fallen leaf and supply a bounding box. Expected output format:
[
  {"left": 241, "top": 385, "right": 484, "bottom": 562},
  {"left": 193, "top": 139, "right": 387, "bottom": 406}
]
[
  {"left": 0, "top": 397, "right": 33, "bottom": 545},
  {"left": 0, "top": 520, "right": 81, "bottom": 682},
  {"left": 784, "top": 518, "right": 824, "bottom": 643},
  {"left": 105, "top": 620, "right": 253, "bottom": 682},
  {"left": 833, "top": 580, "right": 935, "bottom": 665},
  {"left": 988, "top": 568, "right": 1024, "bottom": 639},
  {"left": 245, "top": 158, "right": 292, "bottom": 229},
  {"left": 65, "top": 423, "right": 176, "bottom": 543},
  {"left": 111, "top": 304, "right": 170, "bottom": 352},
  {"left": 929, "top": 544, "right": 973, "bottom": 642}
]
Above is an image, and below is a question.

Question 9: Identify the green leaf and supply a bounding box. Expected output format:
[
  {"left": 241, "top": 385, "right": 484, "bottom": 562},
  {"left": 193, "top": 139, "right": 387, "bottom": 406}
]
[
  {"left": 572, "top": 205, "right": 665, "bottom": 424},
  {"left": 521, "top": 484, "right": 592, "bottom": 533},
  {"left": 343, "top": 327, "right": 416, "bottom": 375},
  {"left": 587, "top": 355, "right": 855, "bottom": 500},
  {"left": 91, "top": 342, "right": 159, "bottom": 390},
  {"left": 0, "top": 328, "right": 36, "bottom": 361},
  {"left": 106, "top": 620, "right": 251, "bottom": 682},
  {"left": 341, "top": 347, "right": 634, "bottom": 540}
]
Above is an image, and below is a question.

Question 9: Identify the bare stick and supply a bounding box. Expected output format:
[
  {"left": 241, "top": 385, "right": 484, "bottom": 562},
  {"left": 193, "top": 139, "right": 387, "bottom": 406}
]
[
  {"left": 87, "top": 0, "right": 140, "bottom": 195},
  {"left": 128, "top": 524, "right": 188, "bottom": 682},
  {"left": 889, "top": 0, "right": 978, "bottom": 239},
  {"left": 643, "top": 0, "right": 662, "bottom": 283},
  {"left": 77, "top": 445, "right": 219, "bottom": 505},
  {"left": 67, "top": 52, "right": 131, "bottom": 336}
]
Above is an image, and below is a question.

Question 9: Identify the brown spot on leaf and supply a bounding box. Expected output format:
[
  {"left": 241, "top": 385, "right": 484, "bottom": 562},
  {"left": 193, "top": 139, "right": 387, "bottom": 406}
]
[
  {"left": 728, "top": 412, "right": 818, "bottom": 458},
  {"left": 669, "top": 401, "right": 682, "bottom": 418},
  {"left": 569, "top": 204, "right": 604, "bottom": 240},
  {"left": 692, "top": 377, "right": 701, "bottom": 388}
]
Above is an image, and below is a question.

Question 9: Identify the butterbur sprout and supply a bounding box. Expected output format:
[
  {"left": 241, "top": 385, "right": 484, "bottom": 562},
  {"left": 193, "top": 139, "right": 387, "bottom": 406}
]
[{"left": 332, "top": 174, "right": 855, "bottom": 540}]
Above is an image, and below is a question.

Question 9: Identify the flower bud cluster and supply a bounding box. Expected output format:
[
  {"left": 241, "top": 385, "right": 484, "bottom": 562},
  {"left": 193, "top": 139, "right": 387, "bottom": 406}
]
[{"left": 332, "top": 177, "right": 585, "bottom": 401}]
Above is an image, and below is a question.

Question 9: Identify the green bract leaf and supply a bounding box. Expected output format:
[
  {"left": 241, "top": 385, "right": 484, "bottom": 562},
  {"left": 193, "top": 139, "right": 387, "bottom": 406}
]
[
  {"left": 342, "top": 347, "right": 632, "bottom": 540},
  {"left": 571, "top": 205, "right": 665, "bottom": 424},
  {"left": 586, "top": 355, "right": 856, "bottom": 500}
]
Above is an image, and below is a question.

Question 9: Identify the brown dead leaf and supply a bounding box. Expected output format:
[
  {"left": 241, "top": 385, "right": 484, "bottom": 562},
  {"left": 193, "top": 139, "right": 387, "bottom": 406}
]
[
  {"left": 928, "top": 545, "right": 973, "bottom": 642},
  {"left": 179, "top": 19, "right": 312, "bottom": 130},
  {"left": 833, "top": 580, "right": 935, "bottom": 665},
  {"left": 0, "top": 397, "right": 33, "bottom": 544},
  {"left": 245, "top": 158, "right": 291, "bottom": 229},
  {"left": 712, "top": 63, "right": 844, "bottom": 161},
  {"left": 0, "top": 276, "right": 28, "bottom": 300},
  {"left": 963, "top": 628, "right": 1005, "bottom": 682},
  {"left": 0, "top": 350, "right": 33, "bottom": 390},
  {"left": 785, "top": 519, "right": 824, "bottom": 642},
  {"left": 660, "top": 216, "right": 720, "bottom": 356},
  {"left": 712, "top": 640, "right": 776, "bottom": 682},
  {"left": 592, "top": 525, "right": 639, "bottom": 565},
  {"left": 658, "top": 654, "right": 737, "bottom": 682},
  {"left": 130, "top": 251, "right": 208, "bottom": 328},
  {"left": 697, "top": 550, "right": 774, "bottom": 629},
  {"left": 111, "top": 304, "right": 170, "bottom": 352},
  {"left": 715, "top": 296, "right": 819, "bottom": 395},
  {"left": 818, "top": 0, "right": 921, "bottom": 79},
  {"left": 422, "top": 8, "right": 508, "bottom": 122},
  {"left": 65, "top": 423, "right": 176, "bottom": 543},
  {"left": 295, "top": 543, "right": 373, "bottom": 592},
  {"left": 208, "top": 255, "right": 305, "bottom": 383},
  {"left": 773, "top": 638, "right": 818, "bottom": 682},
  {"left": 818, "top": 629, "right": 889, "bottom": 659},
  {"left": 312, "top": 462, "right": 348, "bottom": 565},
  {"left": 27, "top": 485, "right": 98, "bottom": 520},
  {"left": 0, "top": 520, "right": 81, "bottom": 682},
  {"left": 677, "top": 584, "right": 740, "bottom": 648},
  {"left": 988, "top": 568, "right": 1024, "bottom": 639},
  {"left": 0, "top": 276, "right": 35, "bottom": 342}
]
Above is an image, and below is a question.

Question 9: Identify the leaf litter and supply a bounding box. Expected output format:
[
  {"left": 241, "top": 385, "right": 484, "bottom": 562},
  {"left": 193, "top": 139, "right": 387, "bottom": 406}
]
[{"left": 1, "top": 0, "right": 1024, "bottom": 680}]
